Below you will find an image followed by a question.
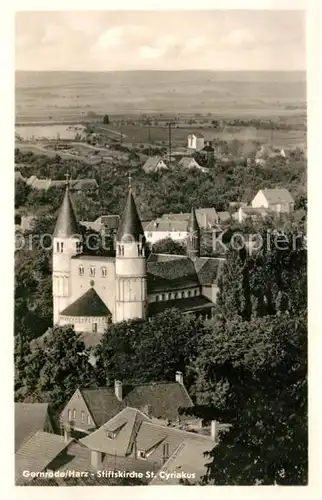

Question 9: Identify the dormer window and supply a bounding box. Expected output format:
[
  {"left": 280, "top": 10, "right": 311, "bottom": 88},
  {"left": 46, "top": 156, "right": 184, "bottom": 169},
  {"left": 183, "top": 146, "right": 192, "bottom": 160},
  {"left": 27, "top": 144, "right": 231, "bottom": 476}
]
[
  {"left": 90, "top": 266, "right": 95, "bottom": 277},
  {"left": 78, "top": 265, "right": 84, "bottom": 276},
  {"left": 106, "top": 430, "right": 115, "bottom": 440},
  {"left": 137, "top": 450, "right": 146, "bottom": 459}
]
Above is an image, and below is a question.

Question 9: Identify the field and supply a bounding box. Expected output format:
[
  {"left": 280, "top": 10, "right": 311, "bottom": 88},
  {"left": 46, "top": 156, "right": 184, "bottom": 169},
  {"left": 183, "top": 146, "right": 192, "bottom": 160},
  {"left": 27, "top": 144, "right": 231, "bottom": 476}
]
[{"left": 15, "top": 70, "right": 307, "bottom": 148}]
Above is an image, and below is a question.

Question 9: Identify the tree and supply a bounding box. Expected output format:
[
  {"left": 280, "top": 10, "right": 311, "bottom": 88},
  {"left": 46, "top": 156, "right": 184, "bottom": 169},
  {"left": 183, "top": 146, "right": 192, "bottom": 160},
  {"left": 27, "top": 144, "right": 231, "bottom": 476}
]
[
  {"left": 15, "top": 326, "right": 97, "bottom": 413},
  {"left": 152, "top": 237, "right": 186, "bottom": 255},
  {"left": 94, "top": 310, "right": 206, "bottom": 386},
  {"left": 103, "top": 114, "right": 110, "bottom": 125},
  {"left": 187, "top": 312, "right": 307, "bottom": 485},
  {"left": 15, "top": 178, "right": 31, "bottom": 208}
]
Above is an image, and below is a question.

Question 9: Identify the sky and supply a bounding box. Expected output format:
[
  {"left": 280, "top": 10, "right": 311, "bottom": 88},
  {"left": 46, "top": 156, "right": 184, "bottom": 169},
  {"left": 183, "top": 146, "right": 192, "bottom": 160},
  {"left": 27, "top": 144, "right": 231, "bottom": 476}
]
[{"left": 15, "top": 10, "right": 306, "bottom": 71}]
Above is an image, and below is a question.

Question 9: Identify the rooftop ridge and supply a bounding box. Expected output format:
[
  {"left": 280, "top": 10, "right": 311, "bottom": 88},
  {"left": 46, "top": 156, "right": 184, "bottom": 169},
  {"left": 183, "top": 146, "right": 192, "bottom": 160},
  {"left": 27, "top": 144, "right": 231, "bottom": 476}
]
[{"left": 140, "top": 421, "right": 213, "bottom": 441}]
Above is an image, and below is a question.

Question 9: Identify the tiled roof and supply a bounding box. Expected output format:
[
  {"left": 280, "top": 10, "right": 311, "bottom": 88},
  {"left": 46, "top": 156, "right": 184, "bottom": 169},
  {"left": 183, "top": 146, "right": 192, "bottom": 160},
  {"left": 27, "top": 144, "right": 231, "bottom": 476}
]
[
  {"left": 178, "top": 157, "right": 202, "bottom": 169},
  {"left": 80, "top": 407, "right": 150, "bottom": 455},
  {"left": 71, "top": 381, "right": 193, "bottom": 429},
  {"left": 53, "top": 186, "right": 80, "bottom": 238},
  {"left": 261, "top": 188, "right": 294, "bottom": 204},
  {"left": 194, "top": 257, "right": 225, "bottom": 286},
  {"left": 147, "top": 257, "right": 199, "bottom": 292},
  {"left": 148, "top": 296, "right": 214, "bottom": 316},
  {"left": 15, "top": 431, "right": 72, "bottom": 482},
  {"left": 150, "top": 439, "right": 213, "bottom": 485},
  {"left": 94, "top": 214, "right": 120, "bottom": 229},
  {"left": 144, "top": 219, "right": 188, "bottom": 232},
  {"left": 60, "top": 288, "right": 111, "bottom": 317},
  {"left": 80, "top": 387, "right": 125, "bottom": 427},
  {"left": 189, "top": 132, "right": 204, "bottom": 138},
  {"left": 161, "top": 208, "right": 218, "bottom": 229},
  {"left": 125, "top": 382, "right": 193, "bottom": 421},
  {"left": 147, "top": 253, "right": 186, "bottom": 263},
  {"left": 116, "top": 189, "right": 145, "bottom": 242},
  {"left": 15, "top": 403, "right": 50, "bottom": 452},
  {"left": 143, "top": 156, "right": 168, "bottom": 172},
  {"left": 135, "top": 421, "right": 213, "bottom": 465}
]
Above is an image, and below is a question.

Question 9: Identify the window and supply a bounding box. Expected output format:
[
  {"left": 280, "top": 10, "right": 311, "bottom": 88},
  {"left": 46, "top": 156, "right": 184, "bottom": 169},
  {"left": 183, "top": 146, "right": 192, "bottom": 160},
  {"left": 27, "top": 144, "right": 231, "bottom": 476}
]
[
  {"left": 78, "top": 265, "right": 84, "bottom": 276},
  {"left": 147, "top": 232, "right": 152, "bottom": 238},
  {"left": 68, "top": 410, "right": 71, "bottom": 422},
  {"left": 121, "top": 245, "right": 124, "bottom": 256},
  {"left": 60, "top": 242, "right": 64, "bottom": 252},
  {"left": 137, "top": 450, "right": 146, "bottom": 459},
  {"left": 56, "top": 241, "right": 60, "bottom": 252},
  {"left": 188, "top": 290, "right": 192, "bottom": 297},
  {"left": 87, "top": 415, "right": 92, "bottom": 425},
  {"left": 162, "top": 443, "right": 170, "bottom": 463},
  {"left": 161, "top": 293, "right": 165, "bottom": 301},
  {"left": 101, "top": 267, "right": 107, "bottom": 277},
  {"left": 174, "top": 292, "right": 178, "bottom": 299},
  {"left": 72, "top": 409, "right": 76, "bottom": 420},
  {"left": 194, "top": 289, "right": 198, "bottom": 296},
  {"left": 81, "top": 411, "right": 84, "bottom": 424},
  {"left": 118, "top": 245, "right": 121, "bottom": 255},
  {"left": 106, "top": 430, "right": 115, "bottom": 439},
  {"left": 76, "top": 241, "right": 82, "bottom": 254},
  {"left": 90, "top": 266, "right": 95, "bottom": 277},
  {"left": 92, "top": 323, "right": 98, "bottom": 333},
  {"left": 155, "top": 295, "right": 159, "bottom": 302}
]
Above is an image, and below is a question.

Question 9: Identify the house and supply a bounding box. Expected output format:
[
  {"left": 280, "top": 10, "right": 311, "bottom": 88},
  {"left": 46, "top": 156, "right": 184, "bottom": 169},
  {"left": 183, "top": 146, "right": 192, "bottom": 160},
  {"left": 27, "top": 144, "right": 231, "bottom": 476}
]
[
  {"left": 80, "top": 406, "right": 220, "bottom": 483},
  {"left": 143, "top": 156, "right": 168, "bottom": 173},
  {"left": 178, "top": 157, "right": 208, "bottom": 172},
  {"left": 15, "top": 403, "right": 55, "bottom": 452},
  {"left": 251, "top": 188, "right": 294, "bottom": 213},
  {"left": 187, "top": 133, "right": 205, "bottom": 151},
  {"left": 217, "top": 211, "right": 231, "bottom": 224},
  {"left": 144, "top": 218, "right": 189, "bottom": 245},
  {"left": 15, "top": 430, "right": 73, "bottom": 484},
  {"left": 60, "top": 373, "right": 193, "bottom": 437},
  {"left": 160, "top": 207, "right": 219, "bottom": 230}
]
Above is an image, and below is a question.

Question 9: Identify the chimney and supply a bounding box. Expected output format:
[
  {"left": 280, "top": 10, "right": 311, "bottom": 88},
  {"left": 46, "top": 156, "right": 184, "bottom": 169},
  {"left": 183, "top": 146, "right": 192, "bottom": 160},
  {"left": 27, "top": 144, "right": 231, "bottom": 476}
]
[
  {"left": 114, "top": 380, "right": 123, "bottom": 401},
  {"left": 63, "top": 426, "right": 71, "bottom": 443},
  {"left": 175, "top": 371, "right": 184, "bottom": 385},
  {"left": 211, "top": 420, "right": 217, "bottom": 441},
  {"left": 91, "top": 450, "right": 103, "bottom": 468},
  {"left": 142, "top": 404, "right": 152, "bottom": 418}
]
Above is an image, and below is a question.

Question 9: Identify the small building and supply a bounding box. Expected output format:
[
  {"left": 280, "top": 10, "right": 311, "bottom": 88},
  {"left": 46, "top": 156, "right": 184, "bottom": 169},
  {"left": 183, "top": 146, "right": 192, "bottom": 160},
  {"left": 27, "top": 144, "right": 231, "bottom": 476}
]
[
  {"left": 234, "top": 206, "right": 270, "bottom": 223},
  {"left": 251, "top": 188, "right": 294, "bottom": 213},
  {"left": 160, "top": 207, "right": 219, "bottom": 230},
  {"left": 178, "top": 157, "right": 207, "bottom": 172},
  {"left": 60, "top": 374, "right": 193, "bottom": 437},
  {"left": 142, "top": 156, "right": 168, "bottom": 173},
  {"left": 187, "top": 133, "right": 205, "bottom": 151},
  {"left": 144, "top": 218, "right": 189, "bottom": 245}
]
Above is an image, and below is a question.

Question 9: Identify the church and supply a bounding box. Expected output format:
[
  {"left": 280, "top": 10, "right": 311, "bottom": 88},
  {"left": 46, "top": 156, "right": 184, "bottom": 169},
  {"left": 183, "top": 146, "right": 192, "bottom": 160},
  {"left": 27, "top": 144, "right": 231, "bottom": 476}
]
[{"left": 52, "top": 181, "right": 224, "bottom": 344}]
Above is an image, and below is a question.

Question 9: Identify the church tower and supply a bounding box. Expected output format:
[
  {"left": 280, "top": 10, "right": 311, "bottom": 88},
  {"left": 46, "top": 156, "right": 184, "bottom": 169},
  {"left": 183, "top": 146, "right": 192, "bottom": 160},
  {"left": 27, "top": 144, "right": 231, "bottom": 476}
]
[
  {"left": 52, "top": 182, "right": 82, "bottom": 324},
  {"left": 115, "top": 180, "right": 147, "bottom": 322},
  {"left": 186, "top": 207, "right": 200, "bottom": 259}
]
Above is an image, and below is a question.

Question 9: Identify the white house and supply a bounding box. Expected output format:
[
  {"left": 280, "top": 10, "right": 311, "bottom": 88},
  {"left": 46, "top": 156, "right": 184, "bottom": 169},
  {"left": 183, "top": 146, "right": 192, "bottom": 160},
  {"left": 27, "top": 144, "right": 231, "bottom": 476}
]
[
  {"left": 144, "top": 219, "right": 189, "bottom": 245},
  {"left": 187, "top": 133, "right": 205, "bottom": 151},
  {"left": 252, "top": 188, "right": 294, "bottom": 213},
  {"left": 161, "top": 207, "right": 219, "bottom": 230},
  {"left": 178, "top": 157, "right": 208, "bottom": 172},
  {"left": 235, "top": 207, "right": 270, "bottom": 223},
  {"left": 142, "top": 156, "right": 168, "bottom": 173}
]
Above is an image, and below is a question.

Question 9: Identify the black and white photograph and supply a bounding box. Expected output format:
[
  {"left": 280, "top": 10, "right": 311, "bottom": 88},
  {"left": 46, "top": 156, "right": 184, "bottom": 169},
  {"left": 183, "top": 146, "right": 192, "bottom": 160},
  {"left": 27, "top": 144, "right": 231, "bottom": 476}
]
[{"left": 13, "top": 3, "right": 309, "bottom": 490}]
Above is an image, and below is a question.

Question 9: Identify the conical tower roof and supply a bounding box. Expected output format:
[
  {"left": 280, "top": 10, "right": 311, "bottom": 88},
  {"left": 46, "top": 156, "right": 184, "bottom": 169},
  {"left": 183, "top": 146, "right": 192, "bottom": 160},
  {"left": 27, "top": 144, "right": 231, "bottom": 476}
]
[
  {"left": 116, "top": 189, "right": 144, "bottom": 242},
  {"left": 53, "top": 186, "right": 80, "bottom": 238},
  {"left": 187, "top": 207, "right": 200, "bottom": 233}
]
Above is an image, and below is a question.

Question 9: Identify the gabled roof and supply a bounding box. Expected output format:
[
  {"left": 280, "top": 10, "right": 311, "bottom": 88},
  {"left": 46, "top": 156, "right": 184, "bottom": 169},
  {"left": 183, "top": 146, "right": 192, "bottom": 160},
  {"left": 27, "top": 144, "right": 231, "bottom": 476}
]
[
  {"left": 193, "top": 257, "right": 225, "bottom": 286},
  {"left": 15, "top": 403, "right": 50, "bottom": 452},
  {"left": 80, "top": 407, "right": 150, "bottom": 455},
  {"left": 143, "top": 156, "right": 168, "bottom": 172},
  {"left": 260, "top": 188, "right": 294, "bottom": 204},
  {"left": 15, "top": 431, "right": 72, "bottom": 482},
  {"left": 150, "top": 439, "right": 213, "bottom": 485},
  {"left": 53, "top": 186, "right": 80, "bottom": 238},
  {"left": 116, "top": 189, "right": 145, "bottom": 242},
  {"left": 189, "top": 132, "right": 204, "bottom": 138},
  {"left": 80, "top": 387, "right": 125, "bottom": 427},
  {"left": 66, "top": 381, "right": 194, "bottom": 429},
  {"left": 178, "top": 157, "right": 202, "bottom": 169},
  {"left": 60, "top": 288, "right": 111, "bottom": 317}
]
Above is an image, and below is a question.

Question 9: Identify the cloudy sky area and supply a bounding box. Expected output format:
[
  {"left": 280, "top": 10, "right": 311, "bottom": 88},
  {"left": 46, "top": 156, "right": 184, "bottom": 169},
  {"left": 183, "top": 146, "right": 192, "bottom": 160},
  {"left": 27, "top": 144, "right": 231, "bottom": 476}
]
[{"left": 15, "top": 10, "right": 306, "bottom": 71}]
